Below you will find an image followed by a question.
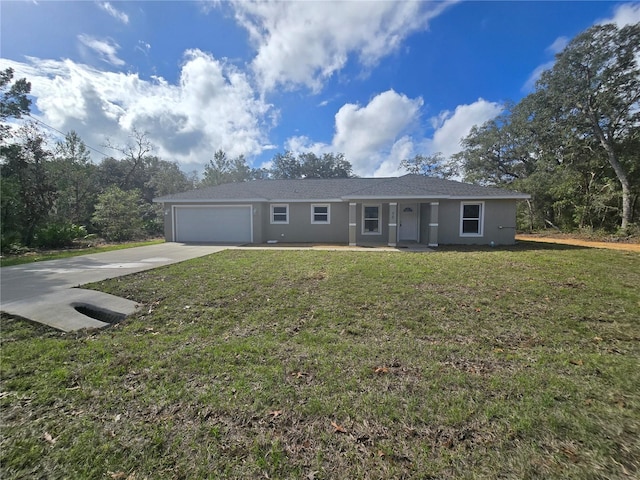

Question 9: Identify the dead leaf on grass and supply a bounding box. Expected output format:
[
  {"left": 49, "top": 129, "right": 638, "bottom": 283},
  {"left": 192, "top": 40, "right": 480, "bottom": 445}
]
[
  {"left": 109, "top": 472, "right": 136, "bottom": 480},
  {"left": 43, "top": 431, "right": 56, "bottom": 445},
  {"left": 374, "top": 366, "right": 389, "bottom": 374},
  {"left": 331, "top": 421, "right": 347, "bottom": 433},
  {"left": 561, "top": 446, "right": 579, "bottom": 463},
  {"left": 569, "top": 359, "right": 584, "bottom": 366}
]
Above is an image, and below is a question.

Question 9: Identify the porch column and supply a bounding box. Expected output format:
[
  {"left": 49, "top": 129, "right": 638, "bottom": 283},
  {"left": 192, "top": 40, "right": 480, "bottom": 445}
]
[
  {"left": 428, "top": 202, "right": 439, "bottom": 247},
  {"left": 349, "top": 202, "right": 357, "bottom": 246},
  {"left": 388, "top": 202, "right": 398, "bottom": 247}
]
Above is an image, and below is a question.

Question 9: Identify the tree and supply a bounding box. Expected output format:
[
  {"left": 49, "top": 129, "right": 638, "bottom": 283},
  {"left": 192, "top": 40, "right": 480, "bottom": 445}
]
[
  {"left": 1, "top": 123, "right": 57, "bottom": 245},
  {"left": 49, "top": 131, "right": 99, "bottom": 226},
  {"left": 269, "top": 151, "right": 354, "bottom": 179},
  {"left": 92, "top": 186, "right": 144, "bottom": 241},
  {"left": 1, "top": 68, "right": 34, "bottom": 248},
  {"left": 145, "top": 156, "right": 194, "bottom": 198},
  {"left": 103, "top": 128, "right": 154, "bottom": 190},
  {"left": 201, "top": 150, "right": 254, "bottom": 186},
  {"left": 456, "top": 23, "right": 640, "bottom": 232},
  {"left": 270, "top": 151, "right": 301, "bottom": 179},
  {"left": 537, "top": 23, "right": 640, "bottom": 230},
  {"left": 0, "top": 68, "right": 31, "bottom": 142},
  {"left": 298, "top": 152, "right": 353, "bottom": 178},
  {"left": 400, "top": 153, "right": 456, "bottom": 179}
]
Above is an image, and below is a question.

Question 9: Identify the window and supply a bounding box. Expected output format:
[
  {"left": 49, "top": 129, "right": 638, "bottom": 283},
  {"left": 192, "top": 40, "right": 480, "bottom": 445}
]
[
  {"left": 270, "top": 204, "right": 289, "bottom": 224},
  {"left": 311, "top": 204, "right": 330, "bottom": 224},
  {"left": 362, "top": 204, "right": 381, "bottom": 234},
  {"left": 460, "top": 202, "right": 484, "bottom": 236}
]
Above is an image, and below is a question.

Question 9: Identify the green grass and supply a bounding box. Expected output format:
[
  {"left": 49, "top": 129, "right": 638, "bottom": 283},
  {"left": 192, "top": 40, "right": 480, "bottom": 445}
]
[
  {"left": 0, "top": 239, "right": 165, "bottom": 267},
  {"left": 1, "top": 243, "right": 639, "bottom": 479}
]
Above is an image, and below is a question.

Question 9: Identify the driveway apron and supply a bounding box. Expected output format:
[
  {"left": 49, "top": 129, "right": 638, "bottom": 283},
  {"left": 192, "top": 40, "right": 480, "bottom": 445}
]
[{"left": 0, "top": 243, "right": 230, "bottom": 332}]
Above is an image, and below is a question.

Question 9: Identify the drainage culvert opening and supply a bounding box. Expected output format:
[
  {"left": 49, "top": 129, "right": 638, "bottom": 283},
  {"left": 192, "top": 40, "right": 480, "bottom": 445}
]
[{"left": 71, "top": 303, "right": 126, "bottom": 324}]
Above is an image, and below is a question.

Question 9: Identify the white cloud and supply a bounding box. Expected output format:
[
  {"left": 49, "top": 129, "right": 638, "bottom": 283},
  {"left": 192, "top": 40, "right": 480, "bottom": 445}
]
[
  {"left": 599, "top": 2, "right": 640, "bottom": 27},
  {"left": 284, "top": 93, "right": 501, "bottom": 177},
  {"left": 136, "top": 41, "right": 151, "bottom": 55},
  {"left": 285, "top": 90, "right": 423, "bottom": 176},
  {"left": 78, "top": 34, "right": 125, "bottom": 67},
  {"left": 332, "top": 90, "right": 423, "bottom": 175},
  {"left": 522, "top": 60, "right": 555, "bottom": 93},
  {"left": 429, "top": 99, "right": 502, "bottom": 158},
  {"left": 230, "top": 0, "right": 455, "bottom": 93},
  {"left": 522, "top": 35, "right": 568, "bottom": 92},
  {"left": 0, "top": 52, "right": 273, "bottom": 170},
  {"left": 546, "top": 36, "right": 569, "bottom": 55},
  {"left": 98, "top": 2, "right": 129, "bottom": 24}
]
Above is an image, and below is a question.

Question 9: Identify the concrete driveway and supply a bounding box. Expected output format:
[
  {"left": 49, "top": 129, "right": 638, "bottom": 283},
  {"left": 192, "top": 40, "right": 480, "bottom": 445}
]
[{"left": 0, "top": 243, "right": 230, "bottom": 331}]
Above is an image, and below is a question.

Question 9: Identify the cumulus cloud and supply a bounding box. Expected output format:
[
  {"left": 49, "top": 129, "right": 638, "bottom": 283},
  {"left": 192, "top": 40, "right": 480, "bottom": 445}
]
[
  {"left": 599, "top": 2, "right": 640, "bottom": 27},
  {"left": 429, "top": 99, "right": 502, "bottom": 158},
  {"left": 78, "top": 34, "right": 125, "bottom": 67},
  {"left": 522, "top": 60, "right": 555, "bottom": 93},
  {"left": 97, "top": 2, "right": 129, "bottom": 24},
  {"left": 546, "top": 36, "right": 569, "bottom": 55},
  {"left": 285, "top": 95, "right": 502, "bottom": 177},
  {"left": 284, "top": 90, "right": 423, "bottom": 176},
  {"left": 0, "top": 52, "right": 273, "bottom": 169},
  {"left": 230, "top": 0, "right": 454, "bottom": 92}
]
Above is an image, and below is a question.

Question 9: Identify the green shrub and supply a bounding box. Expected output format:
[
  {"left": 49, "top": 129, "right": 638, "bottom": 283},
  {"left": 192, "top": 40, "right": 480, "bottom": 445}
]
[{"left": 33, "top": 223, "right": 87, "bottom": 248}]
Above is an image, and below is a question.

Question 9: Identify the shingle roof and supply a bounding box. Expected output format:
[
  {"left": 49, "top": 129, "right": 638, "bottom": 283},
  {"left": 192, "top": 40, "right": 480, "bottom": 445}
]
[{"left": 153, "top": 175, "right": 530, "bottom": 202}]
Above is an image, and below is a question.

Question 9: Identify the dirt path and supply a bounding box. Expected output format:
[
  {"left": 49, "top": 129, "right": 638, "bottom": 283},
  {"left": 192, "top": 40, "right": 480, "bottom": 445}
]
[{"left": 516, "top": 234, "right": 640, "bottom": 253}]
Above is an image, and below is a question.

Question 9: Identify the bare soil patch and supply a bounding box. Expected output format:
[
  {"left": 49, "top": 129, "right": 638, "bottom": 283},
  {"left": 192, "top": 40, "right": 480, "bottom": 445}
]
[{"left": 516, "top": 234, "right": 640, "bottom": 252}]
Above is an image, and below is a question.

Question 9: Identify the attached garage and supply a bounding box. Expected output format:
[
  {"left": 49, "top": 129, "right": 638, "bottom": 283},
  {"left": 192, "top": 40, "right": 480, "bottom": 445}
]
[{"left": 173, "top": 205, "right": 252, "bottom": 243}]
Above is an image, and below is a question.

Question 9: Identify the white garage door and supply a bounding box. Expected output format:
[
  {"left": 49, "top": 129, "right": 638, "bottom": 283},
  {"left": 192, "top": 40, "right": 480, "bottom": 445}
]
[{"left": 174, "top": 206, "right": 252, "bottom": 243}]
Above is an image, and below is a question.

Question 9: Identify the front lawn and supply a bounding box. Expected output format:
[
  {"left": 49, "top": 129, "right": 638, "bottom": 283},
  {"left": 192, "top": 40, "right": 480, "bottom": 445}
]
[{"left": 1, "top": 245, "right": 639, "bottom": 479}]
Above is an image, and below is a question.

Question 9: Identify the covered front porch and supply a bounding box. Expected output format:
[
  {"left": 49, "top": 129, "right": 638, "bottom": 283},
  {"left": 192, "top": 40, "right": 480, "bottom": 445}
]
[{"left": 347, "top": 201, "right": 440, "bottom": 247}]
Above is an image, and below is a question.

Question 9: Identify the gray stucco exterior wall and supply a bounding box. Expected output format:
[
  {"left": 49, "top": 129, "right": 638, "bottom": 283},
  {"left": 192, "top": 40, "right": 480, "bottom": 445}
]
[
  {"left": 262, "top": 202, "right": 349, "bottom": 243},
  {"left": 437, "top": 199, "right": 518, "bottom": 245}
]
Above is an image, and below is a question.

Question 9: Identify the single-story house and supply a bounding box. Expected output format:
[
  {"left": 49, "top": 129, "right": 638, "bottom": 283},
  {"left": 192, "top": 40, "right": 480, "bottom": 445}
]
[{"left": 153, "top": 174, "right": 530, "bottom": 246}]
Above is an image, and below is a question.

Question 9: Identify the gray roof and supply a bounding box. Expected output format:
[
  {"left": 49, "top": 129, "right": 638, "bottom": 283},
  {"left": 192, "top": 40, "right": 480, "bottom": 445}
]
[{"left": 154, "top": 175, "right": 530, "bottom": 203}]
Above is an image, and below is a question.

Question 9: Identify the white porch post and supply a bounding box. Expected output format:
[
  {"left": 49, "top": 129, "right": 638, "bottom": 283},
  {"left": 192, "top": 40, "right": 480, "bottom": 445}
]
[
  {"left": 388, "top": 202, "right": 398, "bottom": 246},
  {"left": 349, "top": 202, "right": 357, "bottom": 246},
  {"left": 428, "top": 202, "right": 439, "bottom": 247}
]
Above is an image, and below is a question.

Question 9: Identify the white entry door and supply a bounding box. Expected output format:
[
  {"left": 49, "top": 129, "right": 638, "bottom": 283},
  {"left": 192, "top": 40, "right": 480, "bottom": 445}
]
[{"left": 399, "top": 203, "right": 418, "bottom": 241}]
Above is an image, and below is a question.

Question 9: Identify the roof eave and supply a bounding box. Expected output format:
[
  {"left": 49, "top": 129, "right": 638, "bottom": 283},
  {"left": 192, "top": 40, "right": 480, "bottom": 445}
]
[
  {"left": 448, "top": 194, "right": 531, "bottom": 200},
  {"left": 153, "top": 197, "right": 267, "bottom": 203}
]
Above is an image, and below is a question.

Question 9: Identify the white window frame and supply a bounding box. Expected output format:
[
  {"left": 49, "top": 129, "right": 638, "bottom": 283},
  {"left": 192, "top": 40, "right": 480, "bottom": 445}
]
[
  {"left": 362, "top": 204, "right": 382, "bottom": 235},
  {"left": 460, "top": 201, "right": 484, "bottom": 237},
  {"left": 270, "top": 204, "right": 289, "bottom": 224},
  {"left": 311, "top": 204, "right": 331, "bottom": 224}
]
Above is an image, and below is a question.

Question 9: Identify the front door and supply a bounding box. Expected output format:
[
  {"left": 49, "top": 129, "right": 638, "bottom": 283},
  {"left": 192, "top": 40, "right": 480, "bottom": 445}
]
[{"left": 399, "top": 203, "right": 418, "bottom": 241}]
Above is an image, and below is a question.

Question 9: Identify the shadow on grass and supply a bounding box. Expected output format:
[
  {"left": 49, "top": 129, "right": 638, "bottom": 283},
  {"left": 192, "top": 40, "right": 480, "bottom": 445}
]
[{"left": 432, "top": 240, "right": 589, "bottom": 253}]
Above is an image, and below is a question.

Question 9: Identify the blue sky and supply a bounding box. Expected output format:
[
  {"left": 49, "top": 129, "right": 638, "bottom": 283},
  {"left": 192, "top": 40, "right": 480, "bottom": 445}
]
[{"left": 1, "top": 1, "right": 639, "bottom": 177}]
